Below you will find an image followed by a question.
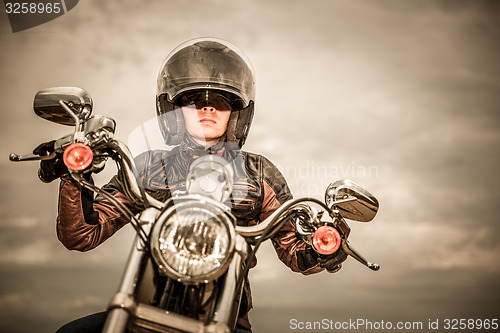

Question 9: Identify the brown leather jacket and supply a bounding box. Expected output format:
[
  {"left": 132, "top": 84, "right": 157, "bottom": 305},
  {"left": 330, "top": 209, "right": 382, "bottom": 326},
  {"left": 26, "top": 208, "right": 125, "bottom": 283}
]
[{"left": 56, "top": 144, "right": 323, "bottom": 328}]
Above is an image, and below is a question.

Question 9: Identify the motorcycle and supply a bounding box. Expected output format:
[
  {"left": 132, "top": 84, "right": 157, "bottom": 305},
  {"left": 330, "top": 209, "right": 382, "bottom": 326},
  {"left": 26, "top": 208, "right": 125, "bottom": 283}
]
[{"left": 10, "top": 87, "right": 380, "bottom": 333}]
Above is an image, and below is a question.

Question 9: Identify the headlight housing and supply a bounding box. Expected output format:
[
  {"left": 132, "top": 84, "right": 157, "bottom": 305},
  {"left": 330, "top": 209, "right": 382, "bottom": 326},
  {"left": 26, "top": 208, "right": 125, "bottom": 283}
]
[{"left": 151, "top": 199, "right": 235, "bottom": 284}]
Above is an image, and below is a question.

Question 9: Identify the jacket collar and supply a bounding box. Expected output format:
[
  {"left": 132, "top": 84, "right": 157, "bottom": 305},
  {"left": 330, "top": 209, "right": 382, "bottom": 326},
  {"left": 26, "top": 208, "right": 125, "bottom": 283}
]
[{"left": 180, "top": 133, "right": 227, "bottom": 158}]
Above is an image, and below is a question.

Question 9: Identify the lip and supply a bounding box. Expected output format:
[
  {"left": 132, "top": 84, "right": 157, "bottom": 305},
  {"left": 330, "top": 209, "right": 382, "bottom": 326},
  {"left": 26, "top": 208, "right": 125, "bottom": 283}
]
[{"left": 199, "top": 117, "right": 216, "bottom": 124}]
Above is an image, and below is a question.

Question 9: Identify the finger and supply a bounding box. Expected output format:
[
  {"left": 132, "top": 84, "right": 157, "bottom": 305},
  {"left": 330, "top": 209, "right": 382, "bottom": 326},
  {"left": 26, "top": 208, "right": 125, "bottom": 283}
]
[
  {"left": 326, "top": 264, "right": 342, "bottom": 273},
  {"left": 33, "top": 140, "right": 55, "bottom": 156},
  {"left": 38, "top": 167, "right": 58, "bottom": 183}
]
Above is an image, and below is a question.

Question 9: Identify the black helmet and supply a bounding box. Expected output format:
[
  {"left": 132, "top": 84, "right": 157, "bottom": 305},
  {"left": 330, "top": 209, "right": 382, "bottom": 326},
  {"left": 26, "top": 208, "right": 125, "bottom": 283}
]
[{"left": 156, "top": 38, "right": 255, "bottom": 148}]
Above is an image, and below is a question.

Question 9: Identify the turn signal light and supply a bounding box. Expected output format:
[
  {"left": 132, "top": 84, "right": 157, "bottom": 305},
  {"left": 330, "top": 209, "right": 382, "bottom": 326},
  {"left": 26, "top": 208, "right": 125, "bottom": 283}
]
[
  {"left": 313, "top": 226, "right": 341, "bottom": 255},
  {"left": 63, "top": 143, "right": 93, "bottom": 171}
]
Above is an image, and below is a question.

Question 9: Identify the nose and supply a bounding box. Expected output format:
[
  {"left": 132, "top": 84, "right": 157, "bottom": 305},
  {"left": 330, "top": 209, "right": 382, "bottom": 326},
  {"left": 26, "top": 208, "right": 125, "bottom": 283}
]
[{"left": 201, "top": 106, "right": 215, "bottom": 112}]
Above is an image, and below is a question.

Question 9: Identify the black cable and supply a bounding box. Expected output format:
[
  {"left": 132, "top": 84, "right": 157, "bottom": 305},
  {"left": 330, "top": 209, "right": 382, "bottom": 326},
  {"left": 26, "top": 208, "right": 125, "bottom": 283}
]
[
  {"left": 79, "top": 177, "right": 150, "bottom": 249},
  {"left": 107, "top": 140, "right": 150, "bottom": 206},
  {"left": 118, "top": 162, "right": 145, "bottom": 209}
]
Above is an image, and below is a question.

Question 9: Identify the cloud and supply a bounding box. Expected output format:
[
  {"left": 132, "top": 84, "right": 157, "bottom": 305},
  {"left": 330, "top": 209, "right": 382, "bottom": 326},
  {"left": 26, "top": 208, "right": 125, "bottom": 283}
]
[
  {"left": 0, "top": 224, "right": 135, "bottom": 268},
  {"left": 63, "top": 295, "right": 104, "bottom": 311},
  {"left": 0, "top": 238, "right": 56, "bottom": 266},
  {"left": 370, "top": 222, "right": 500, "bottom": 272},
  {"left": 1, "top": 1, "right": 499, "bottom": 332},
  {"left": 0, "top": 292, "right": 30, "bottom": 309}
]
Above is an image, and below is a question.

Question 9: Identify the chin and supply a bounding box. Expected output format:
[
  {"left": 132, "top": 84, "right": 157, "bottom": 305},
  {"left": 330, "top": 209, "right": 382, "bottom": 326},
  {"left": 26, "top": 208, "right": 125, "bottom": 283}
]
[{"left": 201, "top": 132, "right": 222, "bottom": 141}]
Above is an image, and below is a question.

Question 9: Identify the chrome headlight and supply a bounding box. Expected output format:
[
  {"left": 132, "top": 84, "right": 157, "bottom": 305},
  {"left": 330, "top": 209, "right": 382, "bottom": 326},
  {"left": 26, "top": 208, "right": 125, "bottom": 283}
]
[{"left": 151, "top": 200, "right": 235, "bottom": 284}]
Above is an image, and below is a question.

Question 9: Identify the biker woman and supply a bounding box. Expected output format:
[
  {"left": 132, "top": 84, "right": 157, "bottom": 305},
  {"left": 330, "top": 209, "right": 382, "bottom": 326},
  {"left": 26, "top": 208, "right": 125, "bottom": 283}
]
[{"left": 35, "top": 38, "right": 347, "bottom": 333}]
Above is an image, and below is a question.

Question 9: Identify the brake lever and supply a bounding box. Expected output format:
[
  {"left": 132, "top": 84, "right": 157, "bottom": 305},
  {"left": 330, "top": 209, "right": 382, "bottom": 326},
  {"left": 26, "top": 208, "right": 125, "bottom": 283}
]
[{"left": 341, "top": 240, "right": 380, "bottom": 271}]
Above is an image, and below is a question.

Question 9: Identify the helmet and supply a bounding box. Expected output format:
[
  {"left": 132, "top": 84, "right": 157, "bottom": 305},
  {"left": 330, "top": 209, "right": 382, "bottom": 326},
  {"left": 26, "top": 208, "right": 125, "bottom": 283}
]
[{"left": 156, "top": 38, "right": 255, "bottom": 148}]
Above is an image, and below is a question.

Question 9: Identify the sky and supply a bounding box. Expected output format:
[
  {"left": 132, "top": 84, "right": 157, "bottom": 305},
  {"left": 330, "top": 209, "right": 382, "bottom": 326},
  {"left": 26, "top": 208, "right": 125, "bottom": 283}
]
[{"left": 1, "top": 0, "right": 500, "bottom": 332}]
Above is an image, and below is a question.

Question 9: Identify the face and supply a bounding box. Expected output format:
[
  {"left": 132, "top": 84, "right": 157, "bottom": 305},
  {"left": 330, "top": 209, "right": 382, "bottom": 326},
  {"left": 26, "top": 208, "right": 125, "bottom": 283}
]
[{"left": 182, "top": 105, "right": 231, "bottom": 147}]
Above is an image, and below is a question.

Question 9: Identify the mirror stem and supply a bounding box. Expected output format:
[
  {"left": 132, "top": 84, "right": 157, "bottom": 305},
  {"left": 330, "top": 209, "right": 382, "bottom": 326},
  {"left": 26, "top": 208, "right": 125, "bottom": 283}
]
[
  {"left": 59, "top": 100, "right": 82, "bottom": 131},
  {"left": 327, "top": 196, "right": 357, "bottom": 212}
]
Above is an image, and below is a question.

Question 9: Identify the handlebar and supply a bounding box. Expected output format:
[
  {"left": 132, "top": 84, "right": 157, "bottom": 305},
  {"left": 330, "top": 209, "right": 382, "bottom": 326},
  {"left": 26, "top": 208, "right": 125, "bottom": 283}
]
[
  {"left": 106, "top": 139, "right": 163, "bottom": 210},
  {"left": 10, "top": 128, "right": 380, "bottom": 272},
  {"left": 236, "top": 197, "right": 328, "bottom": 237},
  {"left": 236, "top": 196, "right": 358, "bottom": 238}
]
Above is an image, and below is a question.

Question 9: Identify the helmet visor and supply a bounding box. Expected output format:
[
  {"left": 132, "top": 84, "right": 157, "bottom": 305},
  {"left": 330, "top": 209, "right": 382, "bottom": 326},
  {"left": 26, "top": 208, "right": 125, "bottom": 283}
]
[{"left": 175, "top": 90, "right": 244, "bottom": 111}]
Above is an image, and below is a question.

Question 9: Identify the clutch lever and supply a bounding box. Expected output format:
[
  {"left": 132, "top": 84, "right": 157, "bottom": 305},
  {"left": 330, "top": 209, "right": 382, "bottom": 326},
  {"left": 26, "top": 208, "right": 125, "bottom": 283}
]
[
  {"left": 10, "top": 151, "right": 57, "bottom": 162},
  {"left": 10, "top": 133, "right": 76, "bottom": 163}
]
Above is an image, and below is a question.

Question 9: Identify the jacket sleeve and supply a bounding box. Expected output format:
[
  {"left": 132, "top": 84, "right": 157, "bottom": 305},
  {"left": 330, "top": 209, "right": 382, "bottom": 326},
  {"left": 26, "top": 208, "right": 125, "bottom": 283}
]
[
  {"left": 56, "top": 175, "right": 133, "bottom": 252},
  {"left": 258, "top": 156, "right": 324, "bottom": 275}
]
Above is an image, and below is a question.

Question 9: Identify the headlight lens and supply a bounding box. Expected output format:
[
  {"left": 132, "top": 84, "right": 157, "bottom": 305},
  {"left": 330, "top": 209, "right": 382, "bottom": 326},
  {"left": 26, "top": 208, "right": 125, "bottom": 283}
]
[{"left": 151, "top": 200, "right": 235, "bottom": 283}]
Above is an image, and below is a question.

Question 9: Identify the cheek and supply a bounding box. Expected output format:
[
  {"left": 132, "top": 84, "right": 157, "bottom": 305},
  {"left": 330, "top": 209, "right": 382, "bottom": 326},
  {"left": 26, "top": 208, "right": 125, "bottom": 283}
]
[
  {"left": 219, "top": 111, "right": 231, "bottom": 128},
  {"left": 182, "top": 108, "right": 197, "bottom": 129}
]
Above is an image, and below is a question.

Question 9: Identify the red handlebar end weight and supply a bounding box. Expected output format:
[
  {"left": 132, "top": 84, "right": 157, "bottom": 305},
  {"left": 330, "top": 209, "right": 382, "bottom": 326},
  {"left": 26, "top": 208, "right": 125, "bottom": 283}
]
[{"left": 63, "top": 143, "right": 93, "bottom": 171}]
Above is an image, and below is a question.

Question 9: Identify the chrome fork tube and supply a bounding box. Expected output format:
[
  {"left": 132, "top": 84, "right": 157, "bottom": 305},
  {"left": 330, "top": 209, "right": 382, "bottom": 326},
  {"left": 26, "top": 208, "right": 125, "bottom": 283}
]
[
  {"left": 212, "top": 235, "right": 247, "bottom": 328},
  {"left": 102, "top": 221, "right": 153, "bottom": 333}
]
